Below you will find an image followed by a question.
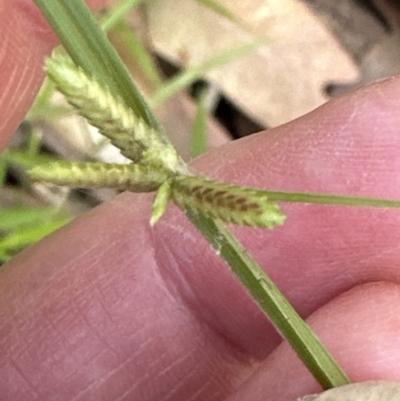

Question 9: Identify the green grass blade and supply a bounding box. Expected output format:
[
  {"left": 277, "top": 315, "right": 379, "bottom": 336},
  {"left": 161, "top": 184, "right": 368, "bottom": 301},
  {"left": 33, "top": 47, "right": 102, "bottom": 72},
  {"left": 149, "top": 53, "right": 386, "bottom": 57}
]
[
  {"left": 263, "top": 190, "right": 400, "bottom": 209},
  {"left": 26, "top": 77, "right": 56, "bottom": 120},
  {"left": 1, "top": 150, "right": 59, "bottom": 170},
  {"left": 27, "top": 77, "right": 72, "bottom": 122},
  {"left": 100, "top": 0, "right": 147, "bottom": 32},
  {"left": 150, "top": 39, "right": 266, "bottom": 107},
  {"left": 195, "top": 0, "right": 251, "bottom": 31},
  {"left": 0, "top": 218, "right": 71, "bottom": 262},
  {"left": 27, "top": 104, "right": 73, "bottom": 122},
  {"left": 25, "top": 126, "right": 42, "bottom": 157},
  {"left": 113, "top": 20, "right": 163, "bottom": 90},
  {"left": 0, "top": 207, "right": 61, "bottom": 231},
  {"left": 0, "top": 155, "right": 7, "bottom": 188},
  {"left": 190, "top": 91, "right": 208, "bottom": 157}
]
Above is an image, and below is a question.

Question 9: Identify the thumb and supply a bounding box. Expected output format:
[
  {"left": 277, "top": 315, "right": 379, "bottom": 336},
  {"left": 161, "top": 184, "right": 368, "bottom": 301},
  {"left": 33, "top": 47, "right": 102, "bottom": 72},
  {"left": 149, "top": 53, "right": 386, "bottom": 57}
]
[{"left": 0, "top": 0, "right": 107, "bottom": 150}]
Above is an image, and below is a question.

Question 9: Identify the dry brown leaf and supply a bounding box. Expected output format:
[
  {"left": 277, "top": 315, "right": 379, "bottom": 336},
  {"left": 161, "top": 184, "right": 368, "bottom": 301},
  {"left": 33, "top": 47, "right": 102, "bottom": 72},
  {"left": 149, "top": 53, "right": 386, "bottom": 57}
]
[
  {"left": 296, "top": 381, "right": 400, "bottom": 401},
  {"left": 145, "top": 0, "right": 359, "bottom": 127}
]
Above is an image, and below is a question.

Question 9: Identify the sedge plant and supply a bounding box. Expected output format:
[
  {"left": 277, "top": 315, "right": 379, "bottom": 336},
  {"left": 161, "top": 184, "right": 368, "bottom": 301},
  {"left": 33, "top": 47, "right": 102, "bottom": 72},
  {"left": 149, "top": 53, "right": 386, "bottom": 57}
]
[{"left": 29, "top": 0, "right": 400, "bottom": 389}]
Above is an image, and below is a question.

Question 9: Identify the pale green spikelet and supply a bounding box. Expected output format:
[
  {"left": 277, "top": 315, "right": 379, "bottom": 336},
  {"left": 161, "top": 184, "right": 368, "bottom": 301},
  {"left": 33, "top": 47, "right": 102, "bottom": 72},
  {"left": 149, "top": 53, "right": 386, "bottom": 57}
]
[
  {"left": 45, "top": 56, "right": 180, "bottom": 171},
  {"left": 29, "top": 161, "right": 168, "bottom": 192},
  {"left": 171, "top": 176, "right": 286, "bottom": 229},
  {"left": 150, "top": 180, "right": 173, "bottom": 225}
]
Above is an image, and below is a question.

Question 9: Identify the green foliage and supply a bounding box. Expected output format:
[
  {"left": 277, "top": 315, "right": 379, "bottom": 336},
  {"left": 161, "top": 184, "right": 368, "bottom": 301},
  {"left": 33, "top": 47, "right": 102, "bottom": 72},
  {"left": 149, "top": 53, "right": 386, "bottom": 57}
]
[
  {"left": 0, "top": 156, "right": 6, "bottom": 188},
  {"left": 111, "top": 20, "right": 163, "bottom": 90},
  {"left": 1, "top": 149, "right": 57, "bottom": 170},
  {"left": 150, "top": 39, "right": 266, "bottom": 108},
  {"left": 100, "top": 0, "right": 147, "bottom": 32},
  {"left": 190, "top": 90, "right": 208, "bottom": 157},
  {"left": 194, "top": 0, "right": 251, "bottom": 31},
  {"left": 0, "top": 207, "right": 70, "bottom": 263},
  {"left": 0, "top": 207, "right": 59, "bottom": 231}
]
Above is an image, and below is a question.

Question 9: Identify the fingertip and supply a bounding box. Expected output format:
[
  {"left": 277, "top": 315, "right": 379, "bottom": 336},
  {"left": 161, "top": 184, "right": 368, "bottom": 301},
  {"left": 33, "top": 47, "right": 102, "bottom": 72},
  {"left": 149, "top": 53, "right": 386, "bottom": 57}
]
[
  {"left": 226, "top": 282, "right": 400, "bottom": 401},
  {"left": 153, "top": 73, "right": 400, "bottom": 360},
  {"left": 0, "top": 0, "right": 108, "bottom": 149}
]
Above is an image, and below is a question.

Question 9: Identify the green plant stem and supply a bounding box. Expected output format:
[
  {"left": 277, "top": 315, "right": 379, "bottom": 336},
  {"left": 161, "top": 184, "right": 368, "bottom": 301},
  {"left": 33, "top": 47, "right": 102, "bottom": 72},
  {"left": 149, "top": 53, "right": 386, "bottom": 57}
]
[
  {"left": 187, "top": 211, "right": 349, "bottom": 388},
  {"left": 32, "top": 0, "right": 349, "bottom": 389}
]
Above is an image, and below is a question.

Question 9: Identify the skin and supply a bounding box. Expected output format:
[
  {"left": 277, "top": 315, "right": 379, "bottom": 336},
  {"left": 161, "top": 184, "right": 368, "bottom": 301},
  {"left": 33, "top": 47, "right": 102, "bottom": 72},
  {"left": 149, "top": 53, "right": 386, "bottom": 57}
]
[{"left": 2, "top": 1, "right": 400, "bottom": 400}]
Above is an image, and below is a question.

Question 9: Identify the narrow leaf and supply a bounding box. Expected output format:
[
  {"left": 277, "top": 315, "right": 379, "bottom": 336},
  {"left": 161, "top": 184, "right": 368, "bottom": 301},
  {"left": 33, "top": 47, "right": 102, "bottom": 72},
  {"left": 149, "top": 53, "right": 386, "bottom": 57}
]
[
  {"left": 261, "top": 190, "right": 400, "bottom": 209},
  {"left": 112, "top": 20, "right": 163, "bottom": 90},
  {"left": 0, "top": 207, "right": 61, "bottom": 231},
  {"left": 1, "top": 150, "right": 57, "bottom": 170},
  {"left": 100, "top": 0, "right": 147, "bottom": 32},
  {"left": 0, "top": 155, "right": 6, "bottom": 188},
  {"left": 195, "top": 0, "right": 251, "bottom": 31},
  {"left": 0, "top": 219, "right": 71, "bottom": 262},
  {"left": 190, "top": 90, "right": 208, "bottom": 157},
  {"left": 150, "top": 39, "right": 266, "bottom": 107}
]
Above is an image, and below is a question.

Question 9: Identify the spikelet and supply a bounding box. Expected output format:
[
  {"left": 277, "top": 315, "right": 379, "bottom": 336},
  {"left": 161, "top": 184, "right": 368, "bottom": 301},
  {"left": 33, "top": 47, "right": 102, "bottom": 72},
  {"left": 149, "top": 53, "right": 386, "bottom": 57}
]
[
  {"left": 45, "top": 56, "right": 179, "bottom": 170},
  {"left": 150, "top": 180, "right": 173, "bottom": 225},
  {"left": 29, "top": 161, "right": 168, "bottom": 192},
  {"left": 170, "top": 176, "right": 286, "bottom": 229},
  {"left": 40, "top": 57, "right": 286, "bottom": 229}
]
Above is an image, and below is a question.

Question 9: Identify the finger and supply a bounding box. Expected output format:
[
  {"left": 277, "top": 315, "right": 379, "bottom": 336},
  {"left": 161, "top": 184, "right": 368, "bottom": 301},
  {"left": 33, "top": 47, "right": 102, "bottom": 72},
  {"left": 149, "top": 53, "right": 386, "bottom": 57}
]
[
  {"left": 154, "top": 76, "right": 400, "bottom": 357},
  {"left": 2, "top": 77, "right": 400, "bottom": 401},
  {"left": 225, "top": 282, "right": 400, "bottom": 401},
  {"left": 0, "top": 194, "right": 250, "bottom": 401},
  {"left": 0, "top": 0, "right": 107, "bottom": 150}
]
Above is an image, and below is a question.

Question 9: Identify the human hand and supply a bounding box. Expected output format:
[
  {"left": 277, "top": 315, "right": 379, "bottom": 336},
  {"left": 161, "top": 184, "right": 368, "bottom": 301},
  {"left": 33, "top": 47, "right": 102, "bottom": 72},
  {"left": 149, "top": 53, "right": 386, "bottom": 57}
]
[{"left": 2, "top": 2, "right": 400, "bottom": 400}]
